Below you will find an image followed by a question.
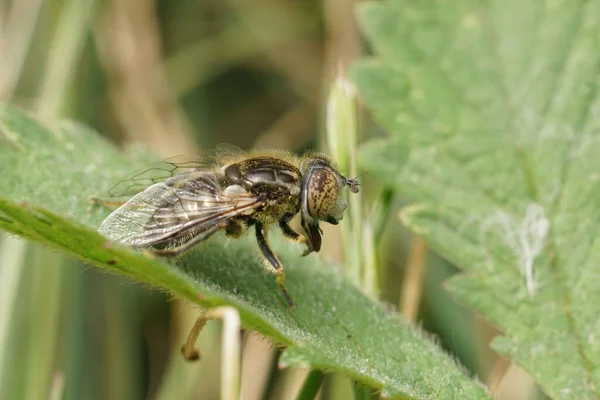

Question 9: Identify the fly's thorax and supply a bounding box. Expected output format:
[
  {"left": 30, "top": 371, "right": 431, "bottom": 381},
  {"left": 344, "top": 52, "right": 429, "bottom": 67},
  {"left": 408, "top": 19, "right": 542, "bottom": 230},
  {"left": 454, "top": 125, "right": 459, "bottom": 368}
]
[
  {"left": 167, "top": 171, "right": 221, "bottom": 195},
  {"left": 300, "top": 156, "right": 348, "bottom": 225},
  {"left": 218, "top": 156, "right": 304, "bottom": 224},
  {"left": 249, "top": 183, "right": 301, "bottom": 224},
  {"left": 222, "top": 157, "right": 302, "bottom": 195}
]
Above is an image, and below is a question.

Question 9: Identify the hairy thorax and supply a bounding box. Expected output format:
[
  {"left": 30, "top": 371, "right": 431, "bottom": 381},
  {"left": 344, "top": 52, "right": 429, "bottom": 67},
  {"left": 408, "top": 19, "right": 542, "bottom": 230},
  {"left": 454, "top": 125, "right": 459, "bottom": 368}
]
[{"left": 222, "top": 157, "right": 302, "bottom": 224}]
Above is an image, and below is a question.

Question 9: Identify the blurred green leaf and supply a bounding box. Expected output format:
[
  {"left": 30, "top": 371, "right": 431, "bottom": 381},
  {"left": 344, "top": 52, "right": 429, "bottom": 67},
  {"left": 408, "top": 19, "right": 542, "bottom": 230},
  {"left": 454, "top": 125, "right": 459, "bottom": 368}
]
[
  {"left": 0, "top": 105, "right": 488, "bottom": 399},
  {"left": 354, "top": 1, "right": 600, "bottom": 398}
]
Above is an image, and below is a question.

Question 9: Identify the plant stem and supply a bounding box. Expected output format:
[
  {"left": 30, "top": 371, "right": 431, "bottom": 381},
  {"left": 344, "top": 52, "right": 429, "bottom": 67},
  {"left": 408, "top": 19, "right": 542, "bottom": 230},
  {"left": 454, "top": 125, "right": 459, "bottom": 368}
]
[
  {"left": 0, "top": 0, "right": 45, "bottom": 99},
  {"left": 352, "top": 381, "right": 374, "bottom": 400},
  {"left": 0, "top": 236, "right": 27, "bottom": 393},
  {"left": 23, "top": 248, "right": 65, "bottom": 400},
  {"left": 372, "top": 189, "right": 394, "bottom": 244},
  {"left": 400, "top": 237, "right": 427, "bottom": 321},
  {"left": 260, "top": 350, "right": 282, "bottom": 400},
  {"left": 326, "top": 75, "right": 362, "bottom": 283},
  {"left": 296, "top": 370, "right": 324, "bottom": 400},
  {"left": 37, "top": 0, "right": 97, "bottom": 117}
]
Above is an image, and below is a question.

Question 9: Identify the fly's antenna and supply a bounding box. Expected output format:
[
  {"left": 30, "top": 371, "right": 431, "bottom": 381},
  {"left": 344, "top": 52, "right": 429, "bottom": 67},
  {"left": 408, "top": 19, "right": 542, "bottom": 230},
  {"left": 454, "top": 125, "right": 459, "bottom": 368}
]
[{"left": 345, "top": 172, "right": 366, "bottom": 194}]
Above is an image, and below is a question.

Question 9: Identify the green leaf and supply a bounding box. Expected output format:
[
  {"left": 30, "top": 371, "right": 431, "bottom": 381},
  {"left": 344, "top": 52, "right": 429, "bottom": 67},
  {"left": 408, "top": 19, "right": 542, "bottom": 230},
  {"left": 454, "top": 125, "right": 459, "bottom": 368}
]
[
  {"left": 0, "top": 105, "right": 488, "bottom": 399},
  {"left": 354, "top": 1, "right": 600, "bottom": 398}
]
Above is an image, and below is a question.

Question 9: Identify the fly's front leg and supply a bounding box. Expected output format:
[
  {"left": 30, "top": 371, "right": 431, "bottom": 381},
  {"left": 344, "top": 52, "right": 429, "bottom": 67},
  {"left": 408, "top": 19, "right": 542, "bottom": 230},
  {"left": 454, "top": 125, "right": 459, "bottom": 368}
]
[
  {"left": 278, "top": 213, "right": 308, "bottom": 249},
  {"left": 255, "top": 221, "right": 296, "bottom": 310},
  {"left": 300, "top": 216, "right": 322, "bottom": 256}
]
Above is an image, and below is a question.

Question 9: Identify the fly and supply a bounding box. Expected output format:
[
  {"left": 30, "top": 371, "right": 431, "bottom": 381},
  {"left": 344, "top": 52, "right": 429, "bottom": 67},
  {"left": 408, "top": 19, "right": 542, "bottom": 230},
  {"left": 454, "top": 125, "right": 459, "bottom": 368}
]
[{"left": 98, "top": 144, "right": 360, "bottom": 309}]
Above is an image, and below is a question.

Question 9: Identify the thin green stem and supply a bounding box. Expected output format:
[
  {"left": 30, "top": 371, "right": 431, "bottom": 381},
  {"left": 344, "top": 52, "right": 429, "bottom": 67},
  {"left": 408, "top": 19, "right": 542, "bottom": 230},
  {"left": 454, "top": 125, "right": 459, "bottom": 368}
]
[
  {"left": 0, "top": 236, "right": 28, "bottom": 392},
  {"left": 326, "top": 75, "right": 363, "bottom": 284},
  {"left": 362, "top": 189, "right": 394, "bottom": 297},
  {"left": 22, "top": 248, "right": 65, "bottom": 400},
  {"left": 0, "top": 0, "right": 45, "bottom": 99},
  {"left": 371, "top": 189, "right": 394, "bottom": 244},
  {"left": 296, "top": 370, "right": 324, "bottom": 400},
  {"left": 352, "top": 381, "right": 374, "bottom": 400},
  {"left": 37, "top": 0, "right": 97, "bottom": 117},
  {"left": 261, "top": 350, "right": 282, "bottom": 400}
]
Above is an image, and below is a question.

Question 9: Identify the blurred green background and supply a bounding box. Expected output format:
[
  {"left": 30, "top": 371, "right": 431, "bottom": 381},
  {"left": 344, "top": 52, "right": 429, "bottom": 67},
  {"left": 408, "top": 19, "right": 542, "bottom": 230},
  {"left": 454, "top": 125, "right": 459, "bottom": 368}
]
[{"left": 0, "top": 1, "right": 538, "bottom": 399}]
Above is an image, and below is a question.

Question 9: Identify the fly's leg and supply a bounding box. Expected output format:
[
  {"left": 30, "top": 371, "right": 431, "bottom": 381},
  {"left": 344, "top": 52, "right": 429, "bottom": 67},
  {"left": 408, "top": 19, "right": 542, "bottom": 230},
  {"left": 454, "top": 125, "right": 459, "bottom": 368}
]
[
  {"left": 147, "top": 223, "right": 223, "bottom": 257},
  {"left": 255, "top": 222, "right": 295, "bottom": 310},
  {"left": 278, "top": 213, "right": 308, "bottom": 245},
  {"left": 279, "top": 214, "right": 313, "bottom": 256},
  {"left": 300, "top": 216, "right": 322, "bottom": 256},
  {"left": 225, "top": 220, "right": 244, "bottom": 238}
]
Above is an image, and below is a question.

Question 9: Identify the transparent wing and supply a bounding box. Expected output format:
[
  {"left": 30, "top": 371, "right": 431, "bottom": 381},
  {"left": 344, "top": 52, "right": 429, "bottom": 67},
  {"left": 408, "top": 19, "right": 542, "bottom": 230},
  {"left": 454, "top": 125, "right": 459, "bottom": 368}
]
[
  {"left": 214, "top": 143, "right": 246, "bottom": 164},
  {"left": 106, "top": 144, "right": 248, "bottom": 199},
  {"left": 99, "top": 172, "right": 261, "bottom": 248},
  {"left": 107, "top": 155, "right": 213, "bottom": 198}
]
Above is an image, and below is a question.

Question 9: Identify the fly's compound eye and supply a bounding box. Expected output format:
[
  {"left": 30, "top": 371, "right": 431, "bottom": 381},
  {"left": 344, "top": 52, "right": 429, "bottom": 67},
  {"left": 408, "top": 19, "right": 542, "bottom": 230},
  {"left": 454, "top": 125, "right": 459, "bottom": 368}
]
[{"left": 306, "top": 168, "right": 341, "bottom": 219}]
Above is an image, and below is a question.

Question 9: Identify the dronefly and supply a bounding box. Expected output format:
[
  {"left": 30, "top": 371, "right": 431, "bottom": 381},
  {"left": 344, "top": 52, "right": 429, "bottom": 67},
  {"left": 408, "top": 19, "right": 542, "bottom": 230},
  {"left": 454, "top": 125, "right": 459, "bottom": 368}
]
[{"left": 98, "top": 144, "right": 360, "bottom": 309}]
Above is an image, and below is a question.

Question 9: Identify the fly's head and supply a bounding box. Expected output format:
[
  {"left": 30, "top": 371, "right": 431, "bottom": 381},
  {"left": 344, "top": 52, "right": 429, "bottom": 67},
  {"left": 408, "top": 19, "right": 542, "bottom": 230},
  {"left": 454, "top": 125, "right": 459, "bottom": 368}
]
[{"left": 299, "top": 155, "right": 360, "bottom": 253}]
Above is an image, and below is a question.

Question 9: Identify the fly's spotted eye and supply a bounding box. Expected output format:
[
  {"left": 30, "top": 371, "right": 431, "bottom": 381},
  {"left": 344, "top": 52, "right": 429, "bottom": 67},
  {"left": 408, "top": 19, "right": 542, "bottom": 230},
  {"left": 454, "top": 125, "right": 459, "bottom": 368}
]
[{"left": 306, "top": 168, "right": 340, "bottom": 219}]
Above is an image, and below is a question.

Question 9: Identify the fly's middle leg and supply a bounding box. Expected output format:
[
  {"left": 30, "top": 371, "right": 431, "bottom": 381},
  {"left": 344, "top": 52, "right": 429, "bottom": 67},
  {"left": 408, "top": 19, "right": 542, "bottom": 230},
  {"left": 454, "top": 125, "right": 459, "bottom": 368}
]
[
  {"left": 254, "top": 221, "right": 295, "bottom": 310},
  {"left": 225, "top": 220, "right": 244, "bottom": 238}
]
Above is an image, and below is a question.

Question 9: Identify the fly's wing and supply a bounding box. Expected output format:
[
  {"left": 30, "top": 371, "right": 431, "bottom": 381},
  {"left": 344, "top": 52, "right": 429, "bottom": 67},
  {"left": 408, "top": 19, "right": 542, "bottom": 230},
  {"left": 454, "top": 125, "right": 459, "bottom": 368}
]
[
  {"left": 214, "top": 143, "right": 246, "bottom": 165},
  {"left": 106, "top": 145, "right": 249, "bottom": 200},
  {"left": 99, "top": 172, "right": 261, "bottom": 248},
  {"left": 107, "top": 154, "right": 217, "bottom": 199}
]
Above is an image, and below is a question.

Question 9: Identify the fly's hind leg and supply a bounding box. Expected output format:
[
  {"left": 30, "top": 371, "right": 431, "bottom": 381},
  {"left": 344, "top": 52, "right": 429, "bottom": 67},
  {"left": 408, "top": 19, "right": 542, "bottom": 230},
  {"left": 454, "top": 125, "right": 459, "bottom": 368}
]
[{"left": 255, "top": 221, "right": 296, "bottom": 310}]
